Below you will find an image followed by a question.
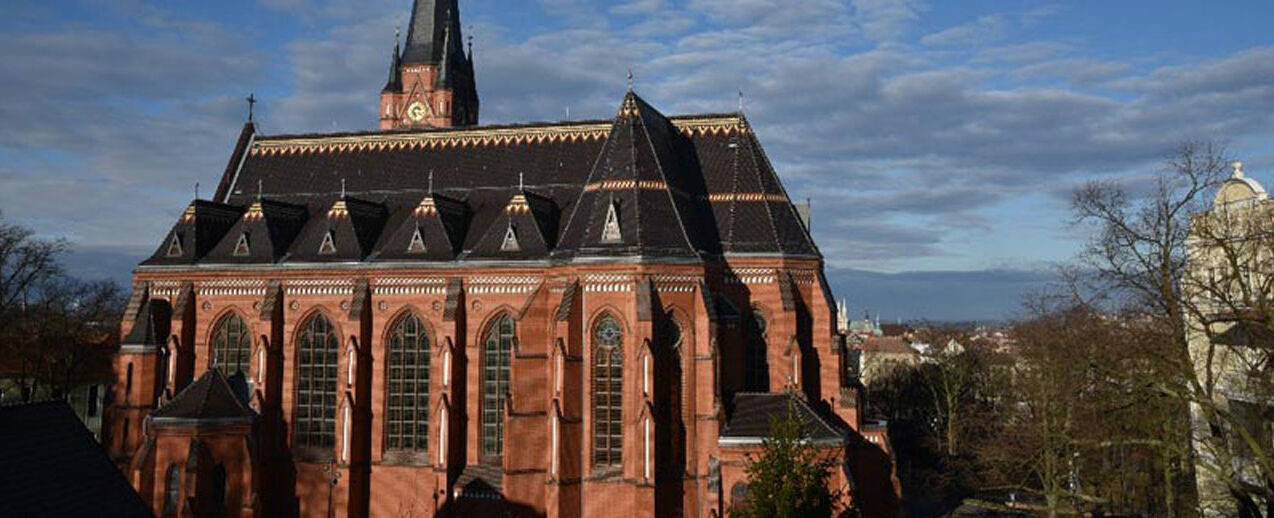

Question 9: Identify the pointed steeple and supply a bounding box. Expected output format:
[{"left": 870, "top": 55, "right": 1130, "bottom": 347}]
[
  {"left": 402, "top": 0, "right": 461, "bottom": 65},
  {"left": 380, "top": 0, "right": 478, "bottom": 129},
  {"left": 382, "top": 27, "right": 403, "bottom": 93}
]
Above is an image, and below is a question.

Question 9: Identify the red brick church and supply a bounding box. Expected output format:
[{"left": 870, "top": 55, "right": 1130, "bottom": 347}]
[{"left": 104, "top": 1, "right": 898, "bottom": 516}]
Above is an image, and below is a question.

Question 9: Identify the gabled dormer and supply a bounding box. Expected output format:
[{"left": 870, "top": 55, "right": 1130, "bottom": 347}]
[
  {"left": 204, "top": 198, "right": 308, "bottom": 264},
  {"left": 289, "top": 197, "right": 388, "bottom": 262},
  {"left": 143, "top": 200, "right": 242, "bottom": 266},
  {"left": 376, "top": 193, "right": 470, "bottom": 262},
  {"left": 468, "top": 190, "right": 559, "bottom": 259}
]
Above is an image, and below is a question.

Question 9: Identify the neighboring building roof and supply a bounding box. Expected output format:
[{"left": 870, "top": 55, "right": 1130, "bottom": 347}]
[
  {"left": 151, "top": 369, "right": 254, "bottom": 424},
  {"left": 143, "top": 94, "right": 818, "bottom": 268},
  {"left": 721, "top": 392, "right": 844, "bottom": 444},
  {"left": 0, "top": 401, "right": 151, "bottom": 517},
  {"left": 859, "top": 336, "right": 915, "bottom": 356},
  {"left": 880, "top": 323, "right": 911, "bottom": 337}
]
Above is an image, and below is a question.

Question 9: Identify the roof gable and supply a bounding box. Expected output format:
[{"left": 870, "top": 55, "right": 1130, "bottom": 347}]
[
  {"left": 151, "top": 369, "right": 254, "bottom": 423},
  {"left": 721, "top": 392, "right": 844, "bottom": 443},
  {"left": 376, "top": 193, "right": 470, "bottom": 261},
  {"left": 205, "top": 199, "right": 308, "bottom": 263},
  {"left": 143, "top": 200, "right": 242, "bottom": 266},
  {"left": 556, "top": 93, "right": 702, "bottom": 259},
  {"left": 468, "top": 191, "right": 558, "bottom": 259}
]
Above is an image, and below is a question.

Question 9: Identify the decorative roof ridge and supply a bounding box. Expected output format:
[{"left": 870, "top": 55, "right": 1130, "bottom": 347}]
[{"left": 249, "top": 113, "right": 746, "bottom": 155}]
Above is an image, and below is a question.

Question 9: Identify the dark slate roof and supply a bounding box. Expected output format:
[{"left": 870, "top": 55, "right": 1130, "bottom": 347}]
[
  {"left": 145, "top": 200, "right": 242, "bottom": 266},
  {"left": 193, "top": 199, "right": 308, "bottom": 264},
  {"left": 151, "top": 368, "right": 254, "bottom": 423},
  {"left": 468, "top": 191, "right": 558, "bottom": 259},
  {"left": 556, "top": 93, "right": 703, "bottom": 258},
  {"left": 141, "top": 93, "right": 818, "bottom": 268},
  {"left": 0, "top": 401, "right": 152, "bottom": 517},
  {"left": 721, "top": 392, "right": 844, "bottom": 442},
  {"left": 288, "top": 196, "right": 387, "bottom": 262},
  {"left": 377, "top": 194, "right": 469, "bottom": 261}
]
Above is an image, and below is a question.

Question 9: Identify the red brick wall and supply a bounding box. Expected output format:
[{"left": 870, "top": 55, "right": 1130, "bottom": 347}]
[{"left": 108, "top": 257, "right": 863, "bottom": 517}]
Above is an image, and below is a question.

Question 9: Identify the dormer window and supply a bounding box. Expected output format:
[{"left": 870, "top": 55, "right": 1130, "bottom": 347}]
[
  {"left": 602, "top": 199, "right": 622, "bottom": 243},
  {"left": 319, "top": 230, "right": 337, "bottom": 255},
  {"left": 407, "top": 227, "right": 426, "bottom": 254},
  {"left": 165, "top": 233, "right": 184, "bottom": 257},
  {"left": 232, "top": 233, "right": 250, "bottom": 257},
  {"left": 501, "top": 225, "right": 520, "bottom": 252}
]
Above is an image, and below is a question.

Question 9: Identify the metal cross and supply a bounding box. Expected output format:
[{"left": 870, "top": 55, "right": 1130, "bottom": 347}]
[{"left": 246, "top": 93, "right": 257, "bottom": 123}]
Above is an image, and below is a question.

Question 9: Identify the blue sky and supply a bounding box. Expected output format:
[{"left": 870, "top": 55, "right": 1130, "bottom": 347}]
[{"left": 3, "top": 0, "right": 1274, "bottom": 321}]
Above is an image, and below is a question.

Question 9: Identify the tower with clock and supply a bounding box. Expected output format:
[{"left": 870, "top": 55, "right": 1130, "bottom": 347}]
[{"left": 379, "top": 0, "right": 479, "bottom": 130}]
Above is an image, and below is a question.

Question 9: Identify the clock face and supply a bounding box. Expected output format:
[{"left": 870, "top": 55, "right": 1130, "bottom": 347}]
[{"left": 407, "top": 101, "right": 428, "bottom": 122}]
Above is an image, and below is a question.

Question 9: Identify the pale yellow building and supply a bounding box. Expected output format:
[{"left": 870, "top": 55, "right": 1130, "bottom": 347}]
[{"left": 1186, "top": 161, "right": 1274, "bottom": 516}]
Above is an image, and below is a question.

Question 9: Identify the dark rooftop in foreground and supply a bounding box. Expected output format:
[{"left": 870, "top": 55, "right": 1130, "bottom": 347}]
[{"left": 0, "top": 401, "right": 152, "bottom": 517}]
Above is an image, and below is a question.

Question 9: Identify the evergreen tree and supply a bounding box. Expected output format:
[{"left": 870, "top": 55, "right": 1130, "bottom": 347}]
[{"left": 732, "top": 398, "right": 840, "bottom": 518}]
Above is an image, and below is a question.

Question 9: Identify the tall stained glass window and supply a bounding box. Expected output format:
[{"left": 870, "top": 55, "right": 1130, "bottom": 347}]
[
  {"left": 295, "top": 314, "right": 339, "bottom": 450},
  {"left": 386, "top": 313, "right": 430, "bottom": 453},
  {"left": 482, "top": 314, "right": 514, "bottom": 459},
  {"left": 593, "top": 314, "right": 624, "bottom": 468},
  {"left": 212, "top": 313, "right": 251, "bottom": 374}
]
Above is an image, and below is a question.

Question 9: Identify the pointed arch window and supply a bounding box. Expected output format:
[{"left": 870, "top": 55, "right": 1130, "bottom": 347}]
[
  {"left": 501, "top": 225, "right": 520, "bottom": 252},
  {"left": 233, "top": 233, "right": 251, "bottom": 257},
  {"left": 386, "top": 313, "right": 430, "bottom": 453},
  {"left": 212, "top": 313, "right": 251, "bottom": 375},
  {"left": 166, "top": 234, "right": 184, "bottom": 257},
  {"left": 162, "top": 464, "right": 181, "bottom": 517},
  {"left": 295, "top": 314, "right": 339, "bottom": 451},
  {"left": 407, "top": 227, "right": 426, "bottom": 254},
  {"left": 602, "top": 199, "right": 622, "bottom": 243},
  {"left": 481, "top": 313, "right": 515, "bottom": 460},
  {"left": 745, "top": 307, "right": 769, "bottom": 392},
  {"left": 657, "top": 316, "right": 686, "bottom": 479},
  {"left": 319, "top": 230, "right": 337, "bottom": 255},
  {"left": 593, "top": 314, "right": 624, "bottom": 468}
]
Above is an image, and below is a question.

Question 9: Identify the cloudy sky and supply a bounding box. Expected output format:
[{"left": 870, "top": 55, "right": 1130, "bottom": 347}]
[{"left": 3, "top": 0, "right": 1273, "bottom": 321}]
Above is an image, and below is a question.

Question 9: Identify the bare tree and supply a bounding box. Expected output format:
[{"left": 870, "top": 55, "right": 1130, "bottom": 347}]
[
  {"left": 1071, "top": 140, "right": 1274, "bottom": 516},
  {"left": 0, "top": 214, "right": 123, "bottom": 403}
]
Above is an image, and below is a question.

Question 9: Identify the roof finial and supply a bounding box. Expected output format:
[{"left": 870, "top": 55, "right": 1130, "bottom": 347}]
[
  {"left": 194, "top": 182, "right": 200, "bottom": 200},
  {"left": 627, "top": 68, "right": 634, "bottom": 92},
  {"left": 738, "top": 89, "right": 744, "bottom": 113},
  {"left": 468, "top": 30, "right": 474, "bottom": 59},
  {"left": 1233, "top": 160, "right": 1245, "bottom": 179},
  {"left": 246, "top": 93, "right": 257, "bottom": 123},
  {"left": 395, "top": 24, "right": 400, "bottom": 47}
]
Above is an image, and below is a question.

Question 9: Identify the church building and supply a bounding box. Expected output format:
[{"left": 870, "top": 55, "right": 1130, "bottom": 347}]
[{"left": 104, "top": 1, "right": 897, "bottom": 516}]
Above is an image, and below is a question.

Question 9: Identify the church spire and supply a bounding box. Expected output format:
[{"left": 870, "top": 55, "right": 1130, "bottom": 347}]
[
  {"left": 379, "top": 0, "right": 479, "bottom": 130},
  {"left": 402, "top": 0, "right": 460, "bottom": 65},
  {"left": 382, "top": 27, "right": 402, "bottom": 93}
]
